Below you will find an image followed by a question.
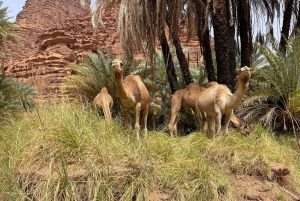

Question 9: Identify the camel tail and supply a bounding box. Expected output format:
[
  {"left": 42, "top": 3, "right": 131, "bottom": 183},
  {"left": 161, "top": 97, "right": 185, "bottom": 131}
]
[{"left": 102, "top": 99, "right": 112, "bottom": 122}]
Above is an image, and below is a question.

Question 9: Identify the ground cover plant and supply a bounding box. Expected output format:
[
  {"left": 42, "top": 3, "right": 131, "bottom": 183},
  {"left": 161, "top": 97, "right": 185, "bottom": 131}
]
[{"left": 0, "top": 100, "right": 299, "bottom": 201}]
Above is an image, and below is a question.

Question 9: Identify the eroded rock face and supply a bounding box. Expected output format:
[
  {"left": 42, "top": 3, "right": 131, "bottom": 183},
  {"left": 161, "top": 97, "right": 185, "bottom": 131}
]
[
  {"left": 3, "top": 1, "right": 121, "bottom": 101},
  {"left": 4, "top": 0, "right": 91, "bottom": 65},
  {"left": 3, "top": 1, "right": 201, "bottom": 102}
]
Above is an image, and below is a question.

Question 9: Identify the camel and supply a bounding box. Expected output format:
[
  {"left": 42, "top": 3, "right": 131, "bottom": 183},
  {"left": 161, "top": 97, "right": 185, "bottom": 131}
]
[
  {"left": 195, "top": 66, "right": 251, "bottom": 136},
  {"left": 168, "top": 82, "right": 251, "bottom": 137},
  {"left": 93, "top": 87, "right": 114, "bottom": 122},
  {"left": 168, "top": 83, "right": 206, "bottom": 137},
  {"left": 111, "top": 58, "right": 150, "bottom": 140}
]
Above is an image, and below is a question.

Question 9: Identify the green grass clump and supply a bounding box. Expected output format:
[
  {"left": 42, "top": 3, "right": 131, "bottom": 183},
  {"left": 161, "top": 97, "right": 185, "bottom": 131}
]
[{"left": 0, "top": 101, "right": 299, "bottom": 200}]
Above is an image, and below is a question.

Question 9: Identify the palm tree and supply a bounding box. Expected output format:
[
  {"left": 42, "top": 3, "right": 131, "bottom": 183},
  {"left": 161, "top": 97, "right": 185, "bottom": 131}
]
[
  {"left": 14, "top": 81, "right": 37, "bottom": 112},
  {"left": 62, "top": 49, "right": 116, "bottom": 101},
  {"left": 238, "top": 36, "right": 300, "bottom": 147},
  {"left": 211, "top": 0, "right": 233, "bottom": 90},
  {"left": 0, "top": 2, "right": 36, "bottom": 120},
  {"left": 0, "top": 1, "right": 21, "bottom": 58},
  {"left": 279, "top": 0, "right": 294, "bottom": 53},
  {"left": 81, "top": 0, "right": 200, "bottom": 93},
  {"left": 159, "top": 27, "right": 178, "bottom": 94},
  {"left": 194, "top": 0, "right": 216, "bottom": 82},
  {"left": 165, "top": 9, "right": 194, "bottom": 86},
  {"left": 0, "top": 70, "right": 37, "bottom": 121}
]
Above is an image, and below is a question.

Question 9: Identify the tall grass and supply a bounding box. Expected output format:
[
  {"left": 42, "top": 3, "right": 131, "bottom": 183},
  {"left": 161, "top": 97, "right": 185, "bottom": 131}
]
[{"left": 0, "top": 100, "right": 299, "bottom": 200}]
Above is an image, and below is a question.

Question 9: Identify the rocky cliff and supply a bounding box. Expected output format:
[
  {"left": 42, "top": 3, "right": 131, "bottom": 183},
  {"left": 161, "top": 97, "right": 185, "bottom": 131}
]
[{"left": 3, "top": 0, "right": 201, "bottom": 102}]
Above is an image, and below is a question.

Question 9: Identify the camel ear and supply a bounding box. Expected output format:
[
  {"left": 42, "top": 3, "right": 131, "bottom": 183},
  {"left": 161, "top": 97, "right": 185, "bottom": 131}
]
[{"left": 236, "top": 68, "right": 239, "bottom": 74}]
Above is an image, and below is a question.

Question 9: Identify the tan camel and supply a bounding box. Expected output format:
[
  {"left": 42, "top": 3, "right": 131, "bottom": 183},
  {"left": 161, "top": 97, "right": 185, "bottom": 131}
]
[
  {"left": 168, "top": 82, "right": 251, "bottom": 137},
  {"left": 168, "top": 83, "right": 206, "bottom": 137},
  {"left": 111, "top": 58, "right": 150, "bottom": 140},
  {"left": 93, "top": 87, "right": 114, "bottom": 122},
  {"left": 195, "top": 66, "right": 251, "bottom": 136}
]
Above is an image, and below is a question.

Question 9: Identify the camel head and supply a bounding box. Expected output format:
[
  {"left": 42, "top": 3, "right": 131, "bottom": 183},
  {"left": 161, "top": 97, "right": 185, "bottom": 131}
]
[
  {"left": 236, "top": 66, "right": 251, "bottom": 83},
  {"left": 111, "top": 59, "right": 124, "bottom": 74}
]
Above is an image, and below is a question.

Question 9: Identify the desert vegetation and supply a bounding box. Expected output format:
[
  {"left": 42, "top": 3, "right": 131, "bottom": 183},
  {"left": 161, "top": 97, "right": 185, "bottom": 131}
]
[
  {"left": 1, "top": 0, "right": 300, "bottom": 200},
  {"left": 0, "top": 101, "right": 300, "bottom": 200}
]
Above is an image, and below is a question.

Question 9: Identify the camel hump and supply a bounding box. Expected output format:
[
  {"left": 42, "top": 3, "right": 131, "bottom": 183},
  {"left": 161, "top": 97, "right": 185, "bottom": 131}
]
[
  {"left": 126, "top": 74, "right": 142, "bottom": 82},
  {"left": 100, "top": 87, "right": 108, "bottom": 92},
  {"left": 186, "top": 83, "right": 205, "bottom": 91},
  {"left": 207, "top": 81, "right": 218, "bottom": 88}
]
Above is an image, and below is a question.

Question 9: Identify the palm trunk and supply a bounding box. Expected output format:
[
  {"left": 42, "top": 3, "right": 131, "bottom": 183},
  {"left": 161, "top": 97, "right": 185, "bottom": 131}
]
[
  {"left": 159, "top": 30, "right": 178, "bottom": 94},
  {"left": 212, "top": 0, "right": 231, "bottom": 87},
  {"left": 279, "top": 0, "right": 294, "bottom": 53},
  {"left": 195, "top": 0, "right": 216, "bottom": 82},
  {"left": 165, "top": 13, "right": 194, "bottom": 86},
  {"left": 239, "top": 0, "right": 251, "bottom": 68},
  {"left": 296, "top": 1, "right": 300, "bottom": 36},
  {"left": 228, "top": 0, "right": 237, "bottom": 92}
]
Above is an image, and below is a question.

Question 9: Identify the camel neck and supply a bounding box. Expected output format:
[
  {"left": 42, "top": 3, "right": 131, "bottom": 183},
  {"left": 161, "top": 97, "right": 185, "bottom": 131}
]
[
  {"left": 228, "top": 80, "right": 249, "bottom": 108},
  {"left": 114, "top": 73, "right": 128, "bottom": 98}
]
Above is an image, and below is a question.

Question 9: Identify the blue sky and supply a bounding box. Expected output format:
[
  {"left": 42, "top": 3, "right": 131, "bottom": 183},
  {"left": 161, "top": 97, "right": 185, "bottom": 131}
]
[{"left": 2, "top": 0, "right": 96, "bottom": 21}]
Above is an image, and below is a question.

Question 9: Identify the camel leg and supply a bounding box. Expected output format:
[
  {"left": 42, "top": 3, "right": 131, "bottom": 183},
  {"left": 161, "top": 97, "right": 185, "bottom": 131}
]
[
  {"left": 203, "top": 120, "right": 208, "bottom": 134},
  {"left": 197, "top": 111, "right": 205, "bottom": 133},
  {"left": 224, "top": 111, "right": 233, "bottom": 135},
  {"left": 210, "top": 117, "right": 216, "bottom": 137},
  {"left": 142, "top": 103, "right": 149, "bottom": 138},
  {"left": 168, "top": 109, "right": 180, "bottom": 137},
  {"left": 168, "top": 93, "right": 182, "bottom": 137},
  {"left": 121, "top": 105, "right": 131, "bottom": 130},
  {"left": 215, "top": 110, "right": 222, "bottom": 136},
  {"left": 135, "top": 102, "right": 142, "bottom": 141},
  {"left": 207, "top": 115, "right": 212, "bottom": 137}
]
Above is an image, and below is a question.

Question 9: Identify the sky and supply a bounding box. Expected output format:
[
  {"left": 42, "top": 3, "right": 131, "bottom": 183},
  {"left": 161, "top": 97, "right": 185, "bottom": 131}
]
[{"left": 2, "top": 0, "right": 96, "bottom": 21}]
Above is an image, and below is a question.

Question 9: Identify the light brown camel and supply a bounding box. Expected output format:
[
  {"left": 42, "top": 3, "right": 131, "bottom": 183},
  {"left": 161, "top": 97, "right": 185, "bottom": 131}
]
[
  {"left": 195, "top": 66, "right": 251, "bottom": 136},
  {"left": 93, "top": 87, "right": 114, "bottom": 122},
  {"left": 168, "top": 83, "right": 206, "bottom": 137},
  {"left": 111, "top": 58, "right": 150, "bottom": 140},
  {"left": 168, "top": 82, "right": 251, "bottom": 137}
]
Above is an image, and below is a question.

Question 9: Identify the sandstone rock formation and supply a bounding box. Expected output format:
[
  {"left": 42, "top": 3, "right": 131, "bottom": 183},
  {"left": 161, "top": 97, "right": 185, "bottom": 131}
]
[{"left": 3, "top": 0, "right": 202, "bottom": 102}]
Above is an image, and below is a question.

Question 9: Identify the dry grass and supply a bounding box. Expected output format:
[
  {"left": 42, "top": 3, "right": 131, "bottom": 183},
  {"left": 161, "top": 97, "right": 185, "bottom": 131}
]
[{"left": 0, "top": 100, "right": 299, "bottom": 200}]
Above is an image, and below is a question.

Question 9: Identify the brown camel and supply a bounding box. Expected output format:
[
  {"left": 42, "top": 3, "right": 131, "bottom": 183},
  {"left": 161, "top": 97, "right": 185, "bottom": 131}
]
[
  {"left": 195, "top": 66, "right": 251, "bottom": 136},
  {"left": 93, "top": 87, "right": 114, "bottom": 122},
  {"left": 111, "top": 58, "right": 150, "bottom": 140},
  {"left": 168, "top": 83, "right": 206, "bottom": 137},
  {"left": 168, "top": 82, "right": 251, "bottom": 137}
]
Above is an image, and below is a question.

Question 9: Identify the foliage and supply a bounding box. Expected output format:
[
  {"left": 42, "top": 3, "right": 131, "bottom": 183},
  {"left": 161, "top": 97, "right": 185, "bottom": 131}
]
[
  {"left": 237, "top": 35, "right": 300, "bottom": 145},
  {"left": 0, "top": 70, "right": 37, "bottom": 121},
  {"left": 62, "top": 49, "right": 115, "bottom": 102},
  {"left": 0, "top": 1, "right": 22, "bottom": 57},
  {"left": 0, "top": 101, "right": 299, "bottom": 200},
  {"left": 14, "top": 81, "right": 37, "bottom": 112},
  {"left": 133, "top": 47, "right": 207, "bottom": 97},
  {"left": 132, "top": 48, "right": 207, "bottom": 132},
  {"left": 236, "top": 42, "right": 268, "bottom": 70},
  {"left": 62, "top": 49, "right": 141, "bottom": 116}
]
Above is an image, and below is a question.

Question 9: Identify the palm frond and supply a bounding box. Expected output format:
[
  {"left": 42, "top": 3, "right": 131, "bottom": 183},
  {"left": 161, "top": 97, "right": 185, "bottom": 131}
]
[{"left": 237, "top": 35, "right": 300, "bottom": 137}]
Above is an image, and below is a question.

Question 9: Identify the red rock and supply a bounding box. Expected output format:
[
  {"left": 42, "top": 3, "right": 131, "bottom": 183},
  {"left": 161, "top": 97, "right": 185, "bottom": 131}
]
[{"left": 3, "top": 1, "right": 205, "bottom": 103}]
